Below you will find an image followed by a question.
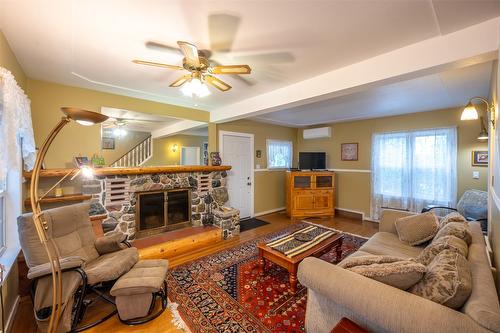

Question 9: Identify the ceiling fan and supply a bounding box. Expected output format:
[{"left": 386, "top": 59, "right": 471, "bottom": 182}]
[{"left": 133, "top": 40, "right": 252, "bottom": 97}]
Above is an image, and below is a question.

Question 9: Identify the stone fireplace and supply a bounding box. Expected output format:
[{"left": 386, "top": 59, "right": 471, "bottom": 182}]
[
  {"left": 85, "top": 169, "right": 239, "bottom": 240},
  {"left": 135, "top": 189, "right": 191, "bottom": 238}
]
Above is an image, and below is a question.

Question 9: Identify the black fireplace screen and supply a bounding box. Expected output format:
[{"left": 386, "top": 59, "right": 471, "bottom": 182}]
[{"left": 136, "top": 190, "right": 191, "bottom": 237}]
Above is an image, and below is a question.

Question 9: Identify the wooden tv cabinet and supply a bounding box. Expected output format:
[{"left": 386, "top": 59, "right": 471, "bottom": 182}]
[{"left": 286, "top": 171, "right": 336, "bottom": 220}]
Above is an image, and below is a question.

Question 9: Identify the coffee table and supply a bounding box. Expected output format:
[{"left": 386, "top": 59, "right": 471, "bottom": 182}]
[{"left": 257, "top": 229, "right": 344, "bottom": 294}]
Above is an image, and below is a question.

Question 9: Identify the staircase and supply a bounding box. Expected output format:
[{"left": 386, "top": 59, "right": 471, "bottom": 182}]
[{"left": 110, "top": 136, "right": 153, "bottom": 167}]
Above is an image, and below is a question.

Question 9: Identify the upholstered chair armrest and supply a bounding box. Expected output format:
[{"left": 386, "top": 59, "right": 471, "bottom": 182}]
[
  {"left": 379, "top": 209, "right": 415, "bottom": 234},
  {"left": 298, "top": 257, "right": 487, "bottom": 333},
  {"left": 27, "top": 256, "right": 84, "bottom": 279},
  {"left": 95, "top": 233, "right": 129, "bottom": 255}
]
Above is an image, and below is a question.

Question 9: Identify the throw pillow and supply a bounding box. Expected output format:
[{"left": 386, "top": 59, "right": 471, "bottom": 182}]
[
  {"left": 440, "top": 212, "right": 467, "bottom": 228},
  {"left": 416, "top": 235, "right": 468, "bottom": 265},
  {"left": 339, "top": 255, "right": 426, "bottom": 290},
  {"left": 410, "top": 250, "right": 472, "bottom": 309},
  {"left": 433, "top": 222, "right": 472, "bottom": 245},
  {"left": 395, "top": 212, "right": 439, "bottom": 246}
]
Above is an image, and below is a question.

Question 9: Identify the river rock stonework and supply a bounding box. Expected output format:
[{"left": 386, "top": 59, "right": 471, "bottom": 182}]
[{"left": 87, "top": 171, "right": 231, "bottom": 240}]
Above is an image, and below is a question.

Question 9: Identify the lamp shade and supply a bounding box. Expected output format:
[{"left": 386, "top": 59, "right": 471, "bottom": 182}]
[
  {"left": 478, "top": 129, "right": 489, "bottom": 141},
  {"left": 61, "top": 107, "right": 109, "bottom": 126},
  {"left": 461, "top": 102, "right": 479, "bottom": 120}
]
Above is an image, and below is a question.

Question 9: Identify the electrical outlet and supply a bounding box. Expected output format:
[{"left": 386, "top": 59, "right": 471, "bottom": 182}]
[{"left": 473, "top": 171, "right": 480, "bottom": 179}]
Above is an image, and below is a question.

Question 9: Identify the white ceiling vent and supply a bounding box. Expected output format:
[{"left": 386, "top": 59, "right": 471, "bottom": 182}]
[{"left": 303, "top": 127, "right": 332, "bottom": 140}]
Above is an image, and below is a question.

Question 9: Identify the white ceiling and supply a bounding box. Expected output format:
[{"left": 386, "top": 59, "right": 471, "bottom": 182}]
[
  {"left": 1, "top": 0, "right": 500, "bottom": 112},
  {"left": 253, "top": 61, "right": 494, "bottom": 127},
  {"left": 101, "top": 107, "right": 180, "bottom": 132}
]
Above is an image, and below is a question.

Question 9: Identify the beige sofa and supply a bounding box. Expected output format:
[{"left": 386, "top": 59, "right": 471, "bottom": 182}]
[{"left": 298, "top": 209, "right": 500, "bottom": 333}]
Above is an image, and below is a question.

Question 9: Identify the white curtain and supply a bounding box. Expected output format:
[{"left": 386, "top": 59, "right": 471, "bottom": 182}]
[
  {"left": 0, "top": 68, "right": 36, "bottom": 189},
  {"left": 267, "top": 139, "right": 292, "bottom": 168},
  {"left": 371, "top": 127, "right": 457, "bottom": 220}
]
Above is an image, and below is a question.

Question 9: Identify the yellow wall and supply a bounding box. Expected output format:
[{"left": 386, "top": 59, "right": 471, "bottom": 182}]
[
  {"left": 0, "top": 29, "right": 23, "bottom": 331},
  {"left": 101, "top": 130, "right": 150, "bottom": 166},
  {"left": 297, "top": 107, "right": 489, "bottom": 218},
  {"left": 144, "top": 134, "right": 208, "bottom": 166},
  {"left": 0, "top": 30, "right": 26, "bottom": 90},
  {"left": 26, "top": 79, "right": 210, "bottom": 167},
  {"left": 216, "top": 119, "right": 298, "bottom": 214}
]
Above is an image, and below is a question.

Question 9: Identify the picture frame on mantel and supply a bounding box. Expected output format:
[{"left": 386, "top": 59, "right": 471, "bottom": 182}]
[
  {"left": 472, "top": 150, "right": 488, "bottom": 166},
  {"left": 341, "top": 143, "right": 358, "bottom": 161}
]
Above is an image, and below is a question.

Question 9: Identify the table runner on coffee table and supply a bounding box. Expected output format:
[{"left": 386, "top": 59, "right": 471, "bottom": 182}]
[{"left": 266, "top": 225, "right": 338, "bottom": 258}]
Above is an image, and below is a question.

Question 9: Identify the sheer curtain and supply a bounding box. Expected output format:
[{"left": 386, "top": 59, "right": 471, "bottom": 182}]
[
  {"left": 371, "top": 127, "right": 457, "bottom": 220},
  {"left": 0, "top": 67, "right": 36, "bottom": 189},
  {"left": 267, "top": 139, "right": 292, "bottom": 169}
]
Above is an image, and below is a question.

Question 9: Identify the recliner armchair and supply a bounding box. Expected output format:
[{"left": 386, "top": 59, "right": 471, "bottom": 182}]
[
  {"left": 422, "top": 189, "right": 488, "bottom": 232},
  {"left": 18, "top": 203, "right": 139, "bottom": 332}
]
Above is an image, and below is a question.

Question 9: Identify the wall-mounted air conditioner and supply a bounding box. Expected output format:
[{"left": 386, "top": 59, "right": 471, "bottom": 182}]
[{"left": 303, "top": 127, "right": 332, "bottom": 140}]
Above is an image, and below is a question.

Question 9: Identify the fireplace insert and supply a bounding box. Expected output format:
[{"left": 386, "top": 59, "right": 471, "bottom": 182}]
[{"left": 135, "top": 189, "right": 191, "bottom": 238}]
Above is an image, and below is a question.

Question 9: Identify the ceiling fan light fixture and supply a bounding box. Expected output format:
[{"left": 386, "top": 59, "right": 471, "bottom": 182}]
[
  {"left": 113, "top": 127, "right": 127, "bottom": 138},
  {"left": 180, "top": 77, "right": 211, "bottom": 98}
]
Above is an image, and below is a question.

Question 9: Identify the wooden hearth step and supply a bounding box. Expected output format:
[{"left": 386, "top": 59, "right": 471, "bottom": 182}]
[{"left": 135, "top": 226, "right": 222, "bottom": 261}]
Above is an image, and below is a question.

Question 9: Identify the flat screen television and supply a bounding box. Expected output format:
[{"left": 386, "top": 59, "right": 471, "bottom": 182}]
[{"left": 299, "top": 152, "right": 326, "bottom": 170}]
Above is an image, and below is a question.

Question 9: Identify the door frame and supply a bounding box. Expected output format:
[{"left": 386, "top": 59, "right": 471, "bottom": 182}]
[
  {"left": 180, "top": 146, "right": 201, "bottom": 165},
  {"left": 219, "top": 130, "right": 255, "bottom": 218}
]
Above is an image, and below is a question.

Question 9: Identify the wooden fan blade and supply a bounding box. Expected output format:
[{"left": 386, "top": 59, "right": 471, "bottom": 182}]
[
  {"left": 132, "top": 59, "right": 183, "bottom": 70},
  {"left": 145, "top": 41, "right": 183, "bottom": 55},
  {"left": 204, "top": 75, "right": 232, "bottom": 91},
  {"left": 177, "top": 41, "right": 200, "bottom": 66},
  {"left": 210, "top": 65, "right": 251, "bottom": 75},
  {"left": 170, "top": 75, "right": 191, "bottom": 87}
]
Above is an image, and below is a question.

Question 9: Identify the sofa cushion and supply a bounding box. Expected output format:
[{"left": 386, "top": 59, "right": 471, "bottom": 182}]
[
  {"left": 359, "top": 232, "right": 423, "bottom": 258},
  {"left": 416, "top": 235, "right": 468, "bottom": 265},
  {"left": 440, "top": 212, "right": 467, "bottom": 227},
  {"left": 339, "top": 255, "right": 426, "bottom": 290},
  {"left": 410, "top": 250, "right": 472, "bottom": 309},
  {"left": 395, "top": 212, "right": 439, "bottom": 246},
  {"left": 434, "top": 222, "right": 472, "bottom": 245}
]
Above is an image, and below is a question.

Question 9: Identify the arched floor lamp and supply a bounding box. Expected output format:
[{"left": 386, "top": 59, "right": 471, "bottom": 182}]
[{"left": 29, "top": 107, "right": 108, "bottom": 333}]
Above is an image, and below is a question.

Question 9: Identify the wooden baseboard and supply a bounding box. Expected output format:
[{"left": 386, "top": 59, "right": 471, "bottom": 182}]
[
  {"left": 254, "top": 207, "right": 286, "bottom": 217},
  {"left": 335, "top": 208, "right": 363, "bottom": 220}
]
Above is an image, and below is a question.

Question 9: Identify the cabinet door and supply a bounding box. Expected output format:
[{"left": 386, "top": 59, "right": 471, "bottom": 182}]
[
  {"left": 315, "top": 175, "right": 333, "bottom": 188},
  {"left": 294, "top": 176, "right": 312, "bottom": 189},
  {"left": 314, "top": 191, "right": 333, "bottom": 210},
  {"left": 294, "top": 192, "right": 315, "bottom": 210}
]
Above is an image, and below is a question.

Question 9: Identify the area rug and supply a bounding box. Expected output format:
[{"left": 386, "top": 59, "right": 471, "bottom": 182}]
[
  {"left": 167, "top": 222, "right": 367, "bottom": 333},
  {"left": 239, "top": 218, "right": 271, "bottom": 232}
]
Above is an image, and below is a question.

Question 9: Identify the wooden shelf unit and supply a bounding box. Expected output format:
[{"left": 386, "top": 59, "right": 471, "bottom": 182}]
[
  {"left": 23, "top": 165, "right": 232, "bottom": 178},
  {"left": 286, "top": 171, "right": 336, "bottom": 220},
  {"left": 24, "top": 193, "right": 92, "bottom": 208}
]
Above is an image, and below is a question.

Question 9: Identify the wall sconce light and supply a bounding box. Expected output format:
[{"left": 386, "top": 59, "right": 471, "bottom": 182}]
[
  {"left": 172, "top": 144, "right": 178, "bottom": 153},
  {"left": 478, "top": 117, "right": 489, "bottom": 141},
  {"left": 460, "top": 96, "right": 496, "bottom": 140}
]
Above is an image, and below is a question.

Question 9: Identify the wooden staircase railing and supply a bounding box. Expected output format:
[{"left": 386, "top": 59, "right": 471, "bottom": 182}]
[{"left": 110, "top": 136, "right": 153, "bottom": 167}]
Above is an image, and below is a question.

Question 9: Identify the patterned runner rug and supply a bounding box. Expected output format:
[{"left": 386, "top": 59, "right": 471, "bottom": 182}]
[{"left": 167, "top": 222, "right": 367, "bottom": 333}]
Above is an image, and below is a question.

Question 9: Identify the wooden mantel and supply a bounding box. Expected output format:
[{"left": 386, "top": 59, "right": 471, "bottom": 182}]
[{"left": 23, "top": 165, "right": 232, "bottom": 178}]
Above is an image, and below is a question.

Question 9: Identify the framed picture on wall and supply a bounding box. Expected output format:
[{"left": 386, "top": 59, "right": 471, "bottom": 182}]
[
  {"left": 102, "top": 137, "right": 115, "bottom": 150},
  {"left": 341, "top": 143, "right": 358, "bottom": 161},
  {"left": 472, "top": 150, "right": 488, "bottom": 166}
]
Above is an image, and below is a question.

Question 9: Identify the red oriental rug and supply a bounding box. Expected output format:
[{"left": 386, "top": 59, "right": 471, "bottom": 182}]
[{"left": 167, "top": 222, "right": 367, "bottom": 333}]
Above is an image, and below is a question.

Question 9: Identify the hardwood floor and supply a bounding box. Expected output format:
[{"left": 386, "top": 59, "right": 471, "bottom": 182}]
[{"left": 10, "top": 212, "right": 378, "bottom": 333}]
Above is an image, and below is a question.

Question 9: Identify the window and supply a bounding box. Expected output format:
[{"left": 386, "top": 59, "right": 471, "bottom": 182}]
[
  {"left": 0, "top": 181, "right": 5, "bottom": 253},
  {"left": 371, "top": 127, "right": 457, "bottom": 220},
  {"left": 267, "top": 140, "right": 293, "bottom": 169}
]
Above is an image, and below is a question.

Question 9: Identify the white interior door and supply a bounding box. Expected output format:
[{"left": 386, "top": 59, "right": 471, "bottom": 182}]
[
  {"left": 180, "top": 147, "right": 200, "bottom": 165},
  {"left": 220, "top": 131, "right": 253, "bottom": 218}
]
